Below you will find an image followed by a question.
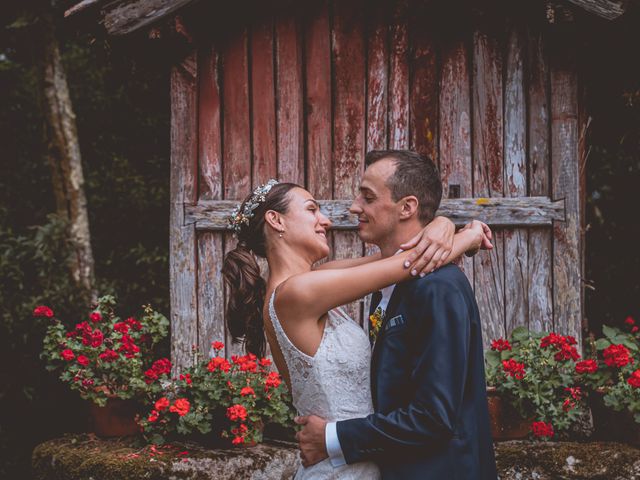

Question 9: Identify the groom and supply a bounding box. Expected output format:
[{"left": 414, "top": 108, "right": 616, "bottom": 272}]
[{"left": 296, "top": 150, "right": 498, "bottom": 479}]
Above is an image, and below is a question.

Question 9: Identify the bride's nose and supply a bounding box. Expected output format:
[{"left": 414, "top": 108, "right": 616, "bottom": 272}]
[{"left": 319, "top": 212, "right": 331, "bottom": 228}]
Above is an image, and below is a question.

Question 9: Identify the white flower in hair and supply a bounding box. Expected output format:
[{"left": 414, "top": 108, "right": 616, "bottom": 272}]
[{"left": 228, "top": 179, "right": 279, "bottom": 234}]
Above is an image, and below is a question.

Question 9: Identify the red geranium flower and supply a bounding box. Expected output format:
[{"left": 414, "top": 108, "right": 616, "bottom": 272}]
[
  {"left": 77, "top": 355, "right": 90, "bottom": 367},
  {"left": 169, "top": 398, "right": 190, "bottom": 417},
  {"left": 265, "top": 371, "right": 282, "bottom": 389},
  {"left": 260, "top": 358, "right": 272, "bottom": 367},
  {"left": 625, "top": 316, "right": 635, "bottom": 326},
  {"left": 502, "top": 359, "right": 526, "bottom": 380},
  {"left": 155, "top": 397, "right": 170, "bottom": 411},
  {"left": 531, "top": 421, "right": 554, "bottom": 438},
  {"left": 226, "top": 404, "right": 248, "bottom": 422},
  {"left": 113, "top": 322, "right": 129, "bottom": 334},
  {"left": 628, "top": 370, "right": 640, "bottom": 388},
  {"left": 240, "top": 386, "right": 256, "bottom": 397},
  {"left": 603, "top": 344, "right": 633, "bottom": 368},
  {"left": 212, "top": 341, "right": 224, "bottom": 351},
  {"left": 61, "top": 349, "right": 75, "bottom": 361},
  {"left": 179, "top": 373, "right": 192, "bottom": 385},
  {"left": 148, "top": 410, "right": 160, "bottom": 422},
  {"left": 33, "top": 305, "right": 54, "bottom": 318},
  {"left": 125, "top": 317, "right": 142, "bottom": 331},
  {"left": 232, "top": 436, "right": 244, "bottom": 445},
  {"left": 89, "top": 311, "right": 102, "bottom": 323},
  {"left": 554, "top": 343, "right": 581, "bottom": 362},
  {"left": 99, "top": 349, "right": 119, "bottom": 363},
  {"left": 540, "top": 332, "right": 565, "bottom": 349},
  {"left": 490, "top": 338, "right": 512, "bottom": 352},
  {"left": 575, "top": 359, "right": 598, "bottom": 374},
  {"left": 207, "top": 356, "right": 231, "bottom": 373}
]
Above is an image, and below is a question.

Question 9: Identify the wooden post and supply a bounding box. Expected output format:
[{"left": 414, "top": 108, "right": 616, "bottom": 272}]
[
  {"left": 527, "top": 24, "right": 553, "bottom": 332},
  {"left": 170, "top": 51, "right": 199, "bottom": 372},
  {"left": 332, "top": 0, "right": 366, "bottom": 322},
  {"left": 550, "top": 32, "right": 582, "bottom": 340},
  {"left": 504, "top": 22, "right": 529, "bottom": 333},
  {"left": 221, "top": 28, "right": 251, "bottom": 358},
  {"left": 471, "top": 14, "right": 505, "bottom": 343},
  {"left": 196, "top": 45, "right": 225, "bottom": 360}
]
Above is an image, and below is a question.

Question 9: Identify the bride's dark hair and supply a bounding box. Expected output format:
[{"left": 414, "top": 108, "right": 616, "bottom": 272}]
[{"left": 222, "top": 182, "right": 299, "bottom": 357}]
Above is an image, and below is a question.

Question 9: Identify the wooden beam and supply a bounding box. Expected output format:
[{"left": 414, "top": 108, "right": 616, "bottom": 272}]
[
  {"left": 564, "top": 0, "right": 628, "bottom": 20},
  {"left": 102, "top": 0, "right": 195, "bottom": 36},
  {"left": 64, "top": 0, "right": 104, "bottom": 18},
  {"left": 185, "top": 197, "right": 565, "bottom": 231}
]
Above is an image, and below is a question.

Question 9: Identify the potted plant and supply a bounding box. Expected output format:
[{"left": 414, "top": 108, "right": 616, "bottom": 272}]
[
  {"left": 138, "top": 341, "right": 294, "bottom": 447},
  {"left": 576, "top": 316, "right": 640, "bottom": 444},
  {"left": 39, "top": 295, "right": 169, "bottom": 436},
  {"left": 485, "top": 327, "right": 585, "bottom": 441}
]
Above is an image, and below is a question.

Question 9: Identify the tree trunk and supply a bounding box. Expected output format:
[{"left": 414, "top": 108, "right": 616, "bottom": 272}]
[{"left": 40, "top": 9, "right": 96, "bottom": 302}]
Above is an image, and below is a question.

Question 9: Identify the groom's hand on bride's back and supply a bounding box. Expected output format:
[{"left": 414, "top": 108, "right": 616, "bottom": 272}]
[{"left": 295, "top": 415, "right": 328, "bottom": 467}]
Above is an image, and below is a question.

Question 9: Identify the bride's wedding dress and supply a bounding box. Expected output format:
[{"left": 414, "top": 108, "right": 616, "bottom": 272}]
[{"left": 268, "top": 291, "right": 381, "bottom": 479}]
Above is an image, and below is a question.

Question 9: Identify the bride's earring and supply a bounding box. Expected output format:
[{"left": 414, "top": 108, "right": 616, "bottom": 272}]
[{"left": 279, "top": 230, "right": 284, "bottom": 238}]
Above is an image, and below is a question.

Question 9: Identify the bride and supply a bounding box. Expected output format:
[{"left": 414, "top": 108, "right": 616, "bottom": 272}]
[{"left": 222, "top": 180, "right": 488, "bottom": 479}]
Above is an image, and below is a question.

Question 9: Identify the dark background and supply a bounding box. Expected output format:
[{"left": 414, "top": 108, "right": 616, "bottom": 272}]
[{"left": 0, "top": 1, "right": 638, "bottom": 477}]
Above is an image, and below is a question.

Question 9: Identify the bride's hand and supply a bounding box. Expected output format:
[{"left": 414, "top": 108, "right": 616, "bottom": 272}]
[
  {"left": 460, "top": 220, "right": 493, "bottom": 257},
  {"left": 399, "top": 216, "right": 455, "bottom": 276}
]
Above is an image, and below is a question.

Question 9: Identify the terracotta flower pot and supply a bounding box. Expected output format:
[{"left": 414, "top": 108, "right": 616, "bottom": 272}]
[
  {"left": 589, "top": 388, "right": 640, "bottom": 446},
  {"left": 486, "top": 387, "right": 531, "bottom": 440},
  {"left": 88, "top": 398, "right": 140, "bottom": 437}
]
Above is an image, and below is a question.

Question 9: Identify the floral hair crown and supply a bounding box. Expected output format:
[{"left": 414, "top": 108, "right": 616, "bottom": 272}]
[{"left": 228, "top": 179, "right": 279, "bottom": 234}]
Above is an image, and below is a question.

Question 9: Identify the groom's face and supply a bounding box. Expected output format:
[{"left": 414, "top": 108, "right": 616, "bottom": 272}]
[{"left": 350, "top": 158, "right": 400, "bottom": 245}]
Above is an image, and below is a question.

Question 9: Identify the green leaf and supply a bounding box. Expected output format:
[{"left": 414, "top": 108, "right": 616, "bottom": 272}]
[
  {"left": 511, "top": 327, "right": 530, "bottom": 343},
  {"left": 602, "top": 325, "right": 621, "bottom": 341},
  {"left": 595, "top": 338, "right": 611, "bottom": 350}
]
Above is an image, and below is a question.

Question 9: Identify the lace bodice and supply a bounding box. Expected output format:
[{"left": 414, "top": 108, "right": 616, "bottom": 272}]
[{"left": 268, "top": 291, "right": 381, "bottom": 479}]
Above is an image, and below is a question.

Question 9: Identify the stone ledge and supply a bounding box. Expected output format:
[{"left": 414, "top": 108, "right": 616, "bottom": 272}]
[
  {"left": 32, "top": 435, "right": 640, "bottom": 479},
  {"left": 32, "top": 435, "right": 300, "bottom": 480}
]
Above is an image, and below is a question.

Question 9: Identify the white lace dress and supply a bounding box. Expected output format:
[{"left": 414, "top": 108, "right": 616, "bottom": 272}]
[{"left": 268, "top": 291, "right": 381, "bottom": 479}]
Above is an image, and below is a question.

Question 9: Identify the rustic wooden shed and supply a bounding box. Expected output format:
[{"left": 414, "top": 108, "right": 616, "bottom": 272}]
[{"left": 67, "top": 0, "right": 628, "bottom": 370}]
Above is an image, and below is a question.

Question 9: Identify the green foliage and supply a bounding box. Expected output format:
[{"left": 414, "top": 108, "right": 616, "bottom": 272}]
[
  {"left": 41, "top": 294, "right": 169, "bottom": 407},
  {"left": 577, "top": 319, "right": 640, "bottom": 422},
  {"left": 139, "top": 345, "right": 294, "bottom": 447},
  {"left": 485, "top": 330, "right": 585, "bottom": 438}
]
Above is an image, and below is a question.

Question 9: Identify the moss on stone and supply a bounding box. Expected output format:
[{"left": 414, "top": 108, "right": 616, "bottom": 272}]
[
  {"left": 495, "top": 440, "right": 640, "bottom": 479},
  {"left": 32, "top": 434, "right": 299, "bottom": 480}
]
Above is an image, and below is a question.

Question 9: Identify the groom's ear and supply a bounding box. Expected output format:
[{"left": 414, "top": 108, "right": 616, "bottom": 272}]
[{"left": 398, "top": 196, "right": 419, "bottom": 220}]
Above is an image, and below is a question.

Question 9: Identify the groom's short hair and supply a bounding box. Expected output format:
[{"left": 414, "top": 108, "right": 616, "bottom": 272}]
[{"left": 365, "top": 150, "right": 442, "bottom": 225}]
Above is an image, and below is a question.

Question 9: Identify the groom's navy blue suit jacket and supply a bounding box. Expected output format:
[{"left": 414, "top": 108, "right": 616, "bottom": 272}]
[{"left": 335, "top": 264, "right": 497, "bottom": 479}]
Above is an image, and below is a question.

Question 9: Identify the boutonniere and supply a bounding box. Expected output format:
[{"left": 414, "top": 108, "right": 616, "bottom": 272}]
[{"left": 369, "top": 306, "right": 385, "bottom": 343}]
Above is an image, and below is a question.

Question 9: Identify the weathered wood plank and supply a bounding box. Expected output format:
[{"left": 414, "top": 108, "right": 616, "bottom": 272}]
[
  {"left": 276, "top": 13, "right": 304, "bottom": 185},
  {"left": 409, "top": 0, "right": 438, "bottom": 161},
  {"left": 471, "top": 18, "right": 505, "bottom": 345},
  {"left": 527, "top": 25, "right": 553, "bottom": 333},
  {"left": 251, "top": 16, "right": 277, "bottom": 186},
  {"left": 550, "top": 36, "right": 581, "bottom": 341},
  {"left": 221, "top": 29, "right": 251, "bottom": 359},
  {"left": 504, "top": 22, "right": 529, "bottom": 334},
  {"left": 197, "top": 45, "right": 226, "bottom": 359},
  {"left": 439, "top": 31, "right": 474, "bottom": 281},
  {"left": 170, "top": 51, "right": 198, "bottom": 372},
  {"left": 186, "top": 197, "right": 565, "bottom": 230},
  {"left": 305, "top": 0, "right": 332, "bottom": 198},
  {"left": 366, "top": 0, "right": 389, "bottom": 152},
  {"left": 332, "top": 0, "right": 366, "bottom": 322},
  {"left": 389, "top": 0, "right": 409, "bottom": 150},
  {"left": 222, "top": 28, "right": 251, "bottom": 198},
  {"left": 102, "top": 0, "right": 194, "bottom": 36},
  {"left": 564, "top": 0, "right": 628, "bottom": 20}
]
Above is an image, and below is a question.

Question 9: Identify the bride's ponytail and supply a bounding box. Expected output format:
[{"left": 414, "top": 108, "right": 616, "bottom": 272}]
[
  {"left": 222, "top": 181, "right": 298, "bottom": 357},
  {"left": 222, "top": 243, "right": 266, "bottom": 357}
]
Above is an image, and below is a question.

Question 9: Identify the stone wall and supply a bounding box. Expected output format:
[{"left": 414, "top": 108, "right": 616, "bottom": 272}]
[{"left": 32, "top": 435, "right": 640, "bottom": 480}]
